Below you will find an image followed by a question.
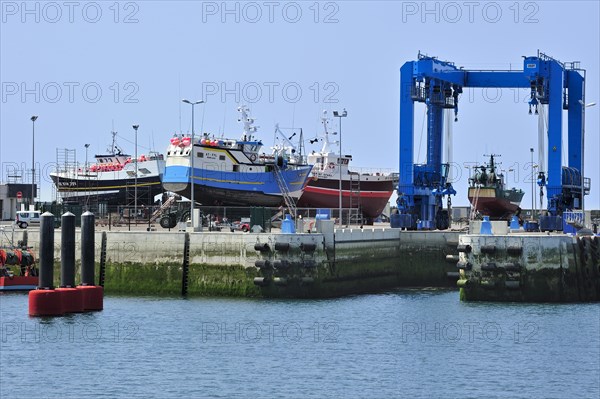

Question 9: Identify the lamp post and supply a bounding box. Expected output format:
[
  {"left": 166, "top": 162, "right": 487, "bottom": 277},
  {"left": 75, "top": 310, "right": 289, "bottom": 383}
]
[
  {"left": 84, "top": 143, "right": 90, "bottom": 172},
  {"left": 182, "top": 99, "right": 205, "bottom": 231},
  {"left": 132, "top": 125, "right": 139, "bottom": 224},
  {"left": 84, "top": 143, "right": 90, "bottom": 209},
  {"left": 30, "top": 116, "right": 38, "bottom": 207},
  {"left": 333, "top": 109, "right": 347, "bottom": 227}
]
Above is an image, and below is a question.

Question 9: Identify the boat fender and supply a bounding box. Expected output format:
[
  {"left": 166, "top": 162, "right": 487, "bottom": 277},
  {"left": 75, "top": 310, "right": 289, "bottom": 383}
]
[
  {"left": 480, "top": 245, "right": 496, "bottom": 254},
  {"left": 254, "top": 260, "right": 271, "bottom": 269},
  {"left": 274, "top": 242, "right": 290, "bottom": 252},
  {"left": 445, "top": 254, "right": 459, "bottom": 263},
  {"left": 273, "top": 260, "right": 290, "bottom": 269},
  {"left": 481, "top": 262, "right": 497, "bottom": 271},
  {"left": 479, "top": 279, "right": 497, "bottom": 289},
  {"left": 273, "top": 277, "right": 288, "bottom": 286},
  {"left": 300, "top": 243, "right": 317, "bottom": 253},
  {"left": 254, "top": 243, "right": 270, "bottom": 252},
  {"left": 456, "top": 261, "right": 472, "bottom": 270},
  {"left": 253, "top": 277, "right": 270, "bottom": 287},
  {"left": 457, "top": 244, "right": 472, "bottom": 253},
  {"left": 506, "top": 246, "right": 523, "bottom": 256},
  {"left": 504, "top": 263, "right": 522, "bottom": 272}
]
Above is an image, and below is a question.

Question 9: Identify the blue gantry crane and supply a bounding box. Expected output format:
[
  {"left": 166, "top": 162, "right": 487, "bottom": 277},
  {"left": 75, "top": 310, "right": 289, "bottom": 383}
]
[{"left": 394, "top": 51, "right": 590, "bottom": 231}]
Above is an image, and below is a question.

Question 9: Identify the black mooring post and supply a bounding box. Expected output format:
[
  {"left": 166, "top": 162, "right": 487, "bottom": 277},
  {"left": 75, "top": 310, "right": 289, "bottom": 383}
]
[
  {"left": 38, "top": 212, "right": 55, "bottom": 289},
  {"left": 60, "top": 212, "right": 76, "bottom": 288},
  {"left": 80, "top": 211, "right": 95, "bottom": 286}
]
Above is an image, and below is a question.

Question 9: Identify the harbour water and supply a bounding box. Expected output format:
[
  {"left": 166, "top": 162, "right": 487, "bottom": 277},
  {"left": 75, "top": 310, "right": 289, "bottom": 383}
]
[{"left": 1, "top": 290, "right": 599, "bottom": 399}]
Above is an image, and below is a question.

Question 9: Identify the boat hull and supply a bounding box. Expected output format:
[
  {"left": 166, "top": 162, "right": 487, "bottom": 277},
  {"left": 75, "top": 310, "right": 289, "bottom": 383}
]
[
  {"left": 0, "top": 276, "right": 38, "bottom": 291},
  {"left": 162, "top": 164, "right": 312, "bottom": 207},
  {"left": 298, "top": 177, "right": 394, "bottom": 218},
  {"left": 51, "top": 166, "right": 164, "bottom": 205},
  {"left": 468, "top": 187, "right": 523, "bottom": 219}
]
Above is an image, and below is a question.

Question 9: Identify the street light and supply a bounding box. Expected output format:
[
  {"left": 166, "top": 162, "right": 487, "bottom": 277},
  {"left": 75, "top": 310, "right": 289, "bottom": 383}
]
[
  {"left": 182, "top": 99, "right": 205, "bottom": 231},
  {"left": 84, "top": 143, "right": 90, "bottom": 172},
  {"left": 333, "top": 109, "right": 347, "bottom": 227},
  {"left": 84, "top": 143, "right": 90, "bottom": 209},
  {"left": 30, "top": 116, "right": 38, "bottom": 208},
  {"left": 132, "top": 125, "right": 140, "bottom": 224}
]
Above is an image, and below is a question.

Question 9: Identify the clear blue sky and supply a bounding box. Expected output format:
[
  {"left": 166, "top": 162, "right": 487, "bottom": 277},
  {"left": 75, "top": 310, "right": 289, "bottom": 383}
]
[{"left": 1, "top": 0, "right": 599, "bottom": 209}]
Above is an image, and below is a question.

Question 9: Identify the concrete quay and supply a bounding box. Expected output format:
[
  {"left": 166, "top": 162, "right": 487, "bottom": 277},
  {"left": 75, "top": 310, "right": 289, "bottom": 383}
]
[
  {"left": 11, "top": 220, "right": 598, "bottom": 301},
  {"left": 12, "top": 222, "right": 460, "bottom": 298},
  {"left": 457, "top": 233, "right": 600, "bottom": 302}
]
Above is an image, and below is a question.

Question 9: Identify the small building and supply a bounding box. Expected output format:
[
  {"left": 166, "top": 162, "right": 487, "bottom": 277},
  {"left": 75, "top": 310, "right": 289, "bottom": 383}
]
[{"left": 0, "top": 184, "right": 36, "bottom": 220}]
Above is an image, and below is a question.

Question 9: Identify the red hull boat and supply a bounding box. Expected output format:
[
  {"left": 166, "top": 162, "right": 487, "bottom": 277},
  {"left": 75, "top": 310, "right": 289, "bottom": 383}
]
[{"left": 297, "top": 111, "right": 396, "bottom": 220}]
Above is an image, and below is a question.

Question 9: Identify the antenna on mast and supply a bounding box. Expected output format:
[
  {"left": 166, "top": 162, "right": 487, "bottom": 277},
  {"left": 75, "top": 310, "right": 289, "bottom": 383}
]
[
  {"left": 178, "top": 75, "right": 182, "bottom": 133},
  {"left": 110, "top": 120, "right": 118, "bottom": 154}
]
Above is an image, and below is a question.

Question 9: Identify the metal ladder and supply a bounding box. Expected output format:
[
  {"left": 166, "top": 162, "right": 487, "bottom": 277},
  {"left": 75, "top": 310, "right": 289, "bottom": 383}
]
[
  {"left": 273, "top": 166, "right": 297, "bottom": 219},
  {"left": 348, "top": 173, "right": 363, "bottom": 225}
]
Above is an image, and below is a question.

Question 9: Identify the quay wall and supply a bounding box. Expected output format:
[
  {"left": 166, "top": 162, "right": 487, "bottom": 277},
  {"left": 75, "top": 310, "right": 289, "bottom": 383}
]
[
  {"left": 457, "top": 234, "right": 600, "bottom": 302},
  {"left": 14, "top": 227, "right": 461, "bottom": 298}
]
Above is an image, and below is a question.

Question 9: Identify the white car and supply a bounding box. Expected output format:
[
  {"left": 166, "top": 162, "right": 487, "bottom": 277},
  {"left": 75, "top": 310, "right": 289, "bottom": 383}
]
[{"left": 15, "top": 211, "right": 41, "bottom": 229}]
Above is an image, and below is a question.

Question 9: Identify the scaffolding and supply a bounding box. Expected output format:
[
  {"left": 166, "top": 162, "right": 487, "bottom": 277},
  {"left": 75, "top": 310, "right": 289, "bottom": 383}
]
[
  {"left": 54, "top": 148, "right": 77, "bottom": 202},
  {"left": 125, "top": 161, "right": 153, "bottom": 217}
]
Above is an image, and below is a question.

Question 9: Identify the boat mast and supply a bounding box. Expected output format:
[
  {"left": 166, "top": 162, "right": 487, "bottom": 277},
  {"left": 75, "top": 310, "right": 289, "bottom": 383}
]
[
  {"left": 320, "top": 110, "right": 334, "bottom": 153},
  {"left": 238, "top": 105, "right": 258, "bottom": 142}
]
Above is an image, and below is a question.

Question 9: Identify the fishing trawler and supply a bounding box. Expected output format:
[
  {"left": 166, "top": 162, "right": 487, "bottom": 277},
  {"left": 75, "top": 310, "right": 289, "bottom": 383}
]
[
  {"left": 50, "top": 132, "right": 165, "bottom": 205},
  {"left": 468, "top": 154, "right": 524, "bottom": 220},
  {"left": 297, "top": 111, "right": 396, "bottom": 221},
  {"left": 161, "top": 106, "right": 313, "bottom": 207}
]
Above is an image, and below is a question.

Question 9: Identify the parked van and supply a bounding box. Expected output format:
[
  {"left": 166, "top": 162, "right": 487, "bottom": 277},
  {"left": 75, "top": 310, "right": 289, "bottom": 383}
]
[{"left": 15, "top": 211, "right": 41, "bottom": 229}]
